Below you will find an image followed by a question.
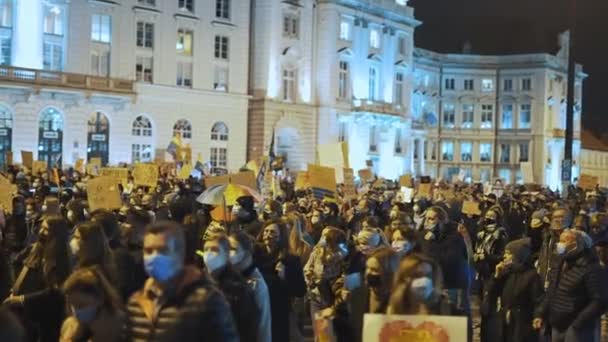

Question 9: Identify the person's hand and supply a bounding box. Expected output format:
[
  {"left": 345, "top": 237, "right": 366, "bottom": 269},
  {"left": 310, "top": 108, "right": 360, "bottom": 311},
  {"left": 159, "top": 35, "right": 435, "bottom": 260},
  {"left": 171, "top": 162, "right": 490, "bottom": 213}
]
[
  {"left": 495, "top": 262, "right": 506, "bottom": 278},
  {"left": 424, "top": 231, "right": 435, "bottom": 241},
  {"left": 275, "top": 262, "right": 286, "bottom": 280},
  {"left": 532, "top": 318, "right": 543, "bottom": 330},
  {"left": 3, "top": 295, "right": 24, "bottom": 307},
  {"left": 320, "top": 307, "right": 335, "bottom": 319}
]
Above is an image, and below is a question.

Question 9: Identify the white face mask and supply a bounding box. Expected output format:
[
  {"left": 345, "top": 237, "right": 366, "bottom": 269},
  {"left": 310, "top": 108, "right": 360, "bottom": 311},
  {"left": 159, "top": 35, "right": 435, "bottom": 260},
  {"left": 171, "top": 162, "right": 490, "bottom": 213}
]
[
  {"left": 556, "top": 242, "right": 567, "bottom": 255},
  {"left": 203, "top": 251, "right": 226, "bottom": 273},
  {"left": 311, "top": 216, "right": 320, "bottom": 225},
  {"left": 69, "top": 239, "right": 80, "bottom": 256},
  {"left": 410, "top": 276, "right": 433, "bottom": 301},
  {"left": 41, "top": 205, "right": 48, "bottom": 212},
  {"left": 229, "top": 249, "right": 245, "bottom": 265},
  {"left": 392, "top": 240, "right": 412, "bottom": 255}
]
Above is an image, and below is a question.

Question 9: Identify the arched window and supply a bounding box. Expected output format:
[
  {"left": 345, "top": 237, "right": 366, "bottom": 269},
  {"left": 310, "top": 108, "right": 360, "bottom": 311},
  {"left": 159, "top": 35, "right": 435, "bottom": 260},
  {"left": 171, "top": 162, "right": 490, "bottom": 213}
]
[
  {"left": 131, "top": 115, "right": 154, "bottom": 163},
  {"left": 38, "top": 107, "right": 63, "bottom": 167},
  {"left": 210, "top": 122, "right": 228, "bottom": 169},
  {"left": 0, "top": 105, "right": 12, "bottom": 166},
  {"left": 173, "top": 119, "right": 192, "bottom": 140}
]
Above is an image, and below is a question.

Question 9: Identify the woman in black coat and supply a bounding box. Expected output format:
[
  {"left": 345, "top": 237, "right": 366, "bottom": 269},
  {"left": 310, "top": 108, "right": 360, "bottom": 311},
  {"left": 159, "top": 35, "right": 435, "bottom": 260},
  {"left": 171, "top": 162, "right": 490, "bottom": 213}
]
[
  {"left": 255, "top": 220, "right": 306, "bottom": 342},
  {"left": 485, "top": 238, "right": 543, "bottom": 342}
]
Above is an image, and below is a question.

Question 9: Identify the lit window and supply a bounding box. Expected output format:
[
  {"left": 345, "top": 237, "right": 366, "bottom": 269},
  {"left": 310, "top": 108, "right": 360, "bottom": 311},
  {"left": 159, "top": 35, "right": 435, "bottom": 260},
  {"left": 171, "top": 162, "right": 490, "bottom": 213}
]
[
  {"left": 282, "top": 15, "right": 299, "bottom": 39},
  {"left": 519, "top": 104, "right": 531, "bottom": 129},
  {"left": 338, "top": 61, "right": 349, "bottom": 100},
  {"left": 368, "top": 66, "right": 377, "bottom": 101},
  {"left": 173, "top": 119, "right": 192, "bottom": 140},
  {"left": 480, "top": 143, "right": 492, "bottom": 162},
  {"left": 282, "top": 69, "right": 296, "bottom": 102},
  {"left": 216, "top": 0, "right": 230, "bottom": 20},
  {"left": 519, "top": 142, "right": 529, "bottom": 162},
  {"left": 211, "top": 122, "right": 229, "bottom": 141},
  {"left": 136, "top": 22, "right": 154, "bottom": 48},
  {"left": 464, "top": 79, "right": 474, "bottom": 91},
  {"left": 394, "top": 72, "right": 404, "bottom": 106},
  {"left": 214, "top": 35, "right": 229, "bottom": 59},
  {"left": 481, "top": 104, "right": 493, "bottom": 129},
  {"left": 91, "top": 15, "right": 111, "bottom": 43},
  {"left": 462, "top": 104, "right": 474, "bottom": 128},
  {"left": 503, "top": 79, "right": 513, "bottom": 91},
  {"left": 442, "top": 103, "right": 455, "bottom": 128},
  {"left": 482, "top": 79, "right": 493, "bottom": 92},
  {"left": 499, "top": 169, "right": 511, "bottom": 183},
  {"left": 0, "top": 0, "right": 13, "bottom": 28},
  {"left": 460, "top": 142, "right": 472, "bottom": 162},
  {"left": 44, "top": 5, "right": 64, "bottom": 35},
  {"left": 444, "top": 78, "right": 455, "bottom": 90},
  {"left": 441, "top": 141, "right": 454, "bottom": 161},
  {"left": 132, "top": 115, "right": 153, "bottom": 136},
  {"left": 176, "top": 61, "right": 192, "bottom": 87},
  {"left": 501, "top": 104, "right": 513, "bottom": 129},
  {"left": 214, "top": 66, "right": 228, "bottom": 91},
  {"left": 500, "top": 144, "right": 510, "bottom": 163},
  {"left": 177, "top": 29, "right": 193, "bottom": 56},
  {"left": 43, "top": 42, "right": 62, "bottom": 71},
  {"left": 90, "top": 50, "right": 110, "bottom": 76},
  {"left": 339, "top": 20, "right": 350, "bottom": 41},
  {"left": 178, "top": 0, "right": 194, "bottom": 12},
  {"left": 136, "top": 56, "right": 153, "bottom": 83},
  {"left": 369, "top": 28, "right": 380, "bottom": 49},
  {"left": 522, "top": 78, "right": 532, "bottom": 91}
]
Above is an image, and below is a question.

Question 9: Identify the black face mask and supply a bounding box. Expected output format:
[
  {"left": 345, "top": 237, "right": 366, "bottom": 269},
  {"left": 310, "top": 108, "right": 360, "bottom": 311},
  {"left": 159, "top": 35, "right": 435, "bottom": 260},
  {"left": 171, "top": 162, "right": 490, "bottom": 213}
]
[
  {"left": 484, "top": 218, "right": 496, "bottom": 225},
  {"left": 298, "top": 206, "right": 308, "bottom": 214},
  {"left": 366, "top": 273, "right": 382, "bottom": 288},
  {"left": 262, "top": 212, "right": 271, "bottom": 221}
]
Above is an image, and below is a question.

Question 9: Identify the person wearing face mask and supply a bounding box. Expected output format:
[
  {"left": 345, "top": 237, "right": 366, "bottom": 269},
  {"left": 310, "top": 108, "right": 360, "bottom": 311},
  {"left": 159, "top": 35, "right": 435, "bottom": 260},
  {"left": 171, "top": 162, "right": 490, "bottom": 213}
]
[
  {"left": 387, "top": 253, "right": 451, "bottom": 315},
  {"left": 309, "top": 208, "right": 325, "bottom": 243},
  {"left": 69, "top": 222, "right": 118, "bottom": 289},
  {"left": 59, "top": 267, "right": 125, "bottom": 342},
  {"left": 537, "top": 207, "right": 573, "bottom": 290},
  {"left": 348, "top": 247, "right": 399, "bottom": 342},
  {"left": 482, "top": 238, "right": 542, "bottom": 342},
  {"left": 259, "top": 200, "right": 282, "bottom": 223},
  {"left": 126, "top": 221, "right": 239, "bottom": 342},
  {"left": 202, "top": 233, "right": 258, "bottom": 341},
  {"left": 527, "top": 209, "right": 550, "bottom": 253},
  {"left": 322, "top": 201, "right": 345, "bottom": 230},
  {"left": 389, "top": 226, "right": 418, "bottom": 259},
  {"left": 230, "top": 196, "right": 262, "bottom": 237},
  {"left": 254, "top": 221, "right": 306, "bottom": 342},
  {"left": 228, "top": 231, "right": 272, "bottom": 342},
  {"left": 534, "top": 230, "right": 606, "bottom": 342},
  {"left": 412, "top": 199, "right": 429, "bottom": 231}
]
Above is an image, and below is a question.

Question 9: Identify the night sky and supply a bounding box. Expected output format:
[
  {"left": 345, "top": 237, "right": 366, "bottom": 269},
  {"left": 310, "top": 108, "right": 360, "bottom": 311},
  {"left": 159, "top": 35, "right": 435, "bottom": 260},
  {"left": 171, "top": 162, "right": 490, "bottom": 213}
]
[{"left": 410, "top": 0, "right": 608, "bottom": 137}]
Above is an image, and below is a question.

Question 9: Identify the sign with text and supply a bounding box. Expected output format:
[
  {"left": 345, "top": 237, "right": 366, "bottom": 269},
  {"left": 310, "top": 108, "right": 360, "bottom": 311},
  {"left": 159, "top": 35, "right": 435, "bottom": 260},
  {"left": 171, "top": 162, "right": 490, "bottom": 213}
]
[
  {"left": 399, "top": 174, "right": 412, "bottom": 187},
  {"left": 343, "top": 168, "right": 356, "bottom": 198},
  {"left": 75, "top": 159, "right": 85, "bottom": 174},
  {"left": 462, "top": 200, "right": 482, "bottom": 216},
  {"left": 520, "top": 162, "right": 534, "bottom": 184},
  {"left": 87, "top": 176, "right": 122, "bottom": 211},
  {"left": 308, "top": 164, "right": 337, "bottom": 194},
  {"left": 358, "top": 169, "right": 373, "bottom": 183},
  {"left": 418, "top": 183, "right": 432, "bottom": 199},
  {"left": 578, "top": 174, "right": 599, "bottom": 190},
  {"left": 133, "top": 163, "right": 159, "bottom": 188},
  {"left": 99, "top": 168, "right": 129, "bottom": 186},
  {"left": 21, "top": 151, "right": 33, "bottom": 169},
  {"left": 32, "top": 161, "right": 47, "bottom": 175},
  {"left": 363, "top": 313, "right": 467, "bottom": 342},
  {"left": 295, "top": 171, "right": 311, "bottom": 191},
  {"left": 205, "top": 174, "right": 231, "bottom": 188},
  {"left": 0, "top": 183, "right": 16, "bottom": 213}
]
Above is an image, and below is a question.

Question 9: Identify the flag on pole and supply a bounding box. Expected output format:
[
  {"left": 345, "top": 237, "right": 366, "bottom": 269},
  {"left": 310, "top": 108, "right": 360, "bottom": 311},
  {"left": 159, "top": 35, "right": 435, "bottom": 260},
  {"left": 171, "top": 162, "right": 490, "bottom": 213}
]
[
  {"left": 257, "top": 130, "right": 275, "bottom": 191},
  {"left": 166, "top": 134, "right": 182, "bottom": 157},
  {"left": 194, "top": 153, "right": 204, "bottom": 173}
]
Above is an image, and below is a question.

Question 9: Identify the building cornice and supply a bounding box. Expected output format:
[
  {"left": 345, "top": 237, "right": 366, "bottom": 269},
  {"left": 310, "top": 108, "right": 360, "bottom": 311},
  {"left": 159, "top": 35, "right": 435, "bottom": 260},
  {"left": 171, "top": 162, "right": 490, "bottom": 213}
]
[{"left": 319, "top": 0, "right": 421, "bottom": 28}]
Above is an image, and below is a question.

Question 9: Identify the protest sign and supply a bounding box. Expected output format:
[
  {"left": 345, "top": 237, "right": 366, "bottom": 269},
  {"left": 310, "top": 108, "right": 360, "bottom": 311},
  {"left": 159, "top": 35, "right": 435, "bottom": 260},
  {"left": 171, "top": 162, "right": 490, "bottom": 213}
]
[
  {"left": 99, "top": 168, "right": 129, "bottom": 185},
  {"left": 133, "top": 163, "right": 159, "bottom": 187},
  {"left": 418, "top": 183, "right": 432, "bottom": 199},
  {"left": 87, "top": 176, "right": 122, "bottom": 211},
  {"left": 32, "top": 161, "right": 47, "bottom": 175},
  {"left": 0, "top": 174, "right": 10, "bottom": 185},
  {"left": 308, "top": 164, "right": 336, "bottom": 194},
  {"left": 579, "top": 174, "right": 599, "bottom": 190},
  {"left": 363, "top": 313, "right": 467, "bottom": 342},
  {"left": 21, "top": 151, "right": 33, "bottom": 169},
  {"left": 399, "top": 175, "right": 412, "bottom": 187},
  {"left": 439, "top": 188, "right": 456, "bottom": 200},
  {"left": 159, "top": 162, "right": 175, "bottom": 176},
  {"left": 295, "top": 171, "right": 311, "bottom": 191},
  {"left": 230, "top": 171, "right": 257, "bottom": 189},
  {"left": 401, "top": 187, "right": 414, "bottom": 203},
  {"left": 358, "top": 169, "right": 373, "bottom": 183},
  {"left": 420, "top": 176, "right": 431, "bottom": 184},
  {"left": 462, "top": 200, "right": 482, "bottom": 216},
  {"left": 520, "top": 162, "right": 534, "bottom": 184},
  {"left": 318, "top": 142, "right": 349, "bottom": 168},
  {"left": 0, "top": 183, "right": 16, "bottom": 213},
  {"left": 75, "top": 159, "right": 85, "bottom": 173},
  {"left": 343, "top": 168, "right": 356, "bottom": 198},
  {"left": 205, "top": 174, "right": 230, "bottom": 187}
]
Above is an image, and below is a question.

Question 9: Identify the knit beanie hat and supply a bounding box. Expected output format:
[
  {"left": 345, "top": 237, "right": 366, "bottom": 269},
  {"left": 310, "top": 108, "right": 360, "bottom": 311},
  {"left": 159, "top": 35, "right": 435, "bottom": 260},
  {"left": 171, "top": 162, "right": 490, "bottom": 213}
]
[{"left": 505, "top": 238, "right": 532, "bottom": 264}]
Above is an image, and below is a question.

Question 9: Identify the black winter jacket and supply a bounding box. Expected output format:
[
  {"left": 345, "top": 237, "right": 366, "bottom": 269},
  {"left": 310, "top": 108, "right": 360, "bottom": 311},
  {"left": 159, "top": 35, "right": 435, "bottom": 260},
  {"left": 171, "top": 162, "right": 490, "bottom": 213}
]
[{"left": 419, "top": 222, "right": 469, "bottom": 290}]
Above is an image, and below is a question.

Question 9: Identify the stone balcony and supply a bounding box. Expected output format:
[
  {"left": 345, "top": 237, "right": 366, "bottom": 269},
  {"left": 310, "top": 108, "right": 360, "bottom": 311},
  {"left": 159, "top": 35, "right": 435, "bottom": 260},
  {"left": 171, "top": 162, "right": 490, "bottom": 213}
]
[
  {"left": 0, "top": 65, "right": 136, "bottom": 95},
  {"left": 351, "top": 99, "right": 407, "bottom": 117}
]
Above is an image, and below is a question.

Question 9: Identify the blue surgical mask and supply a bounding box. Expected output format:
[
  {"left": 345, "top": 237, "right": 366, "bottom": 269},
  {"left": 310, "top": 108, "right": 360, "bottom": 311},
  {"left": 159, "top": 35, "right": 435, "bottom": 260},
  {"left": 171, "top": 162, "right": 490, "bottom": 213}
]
[
  {"left": 72, "top": 305, "right": 98, "bottom": 324},
  {"left": 144, "top": 253, "right": 182, "bottom": 283},
  {"left": 203, "top": 251, "right": 226, "bottom": 273}
]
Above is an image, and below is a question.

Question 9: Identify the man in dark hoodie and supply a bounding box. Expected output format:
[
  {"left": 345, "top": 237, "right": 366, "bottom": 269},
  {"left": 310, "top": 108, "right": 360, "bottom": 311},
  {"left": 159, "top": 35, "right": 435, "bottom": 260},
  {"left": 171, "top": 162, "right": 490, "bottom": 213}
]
[{"left": 534, "top": 229, "right": 606, "bottom": 342}]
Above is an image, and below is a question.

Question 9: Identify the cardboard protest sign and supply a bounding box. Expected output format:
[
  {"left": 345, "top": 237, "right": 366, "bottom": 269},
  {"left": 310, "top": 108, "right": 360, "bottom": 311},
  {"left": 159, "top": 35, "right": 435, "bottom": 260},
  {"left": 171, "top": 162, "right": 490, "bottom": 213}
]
[
  {"left": 87, "top": 176, "right": 122, "bottom": 211},
  {"left": 318, "top": 142, "right": 349, "bottom": 168},
  {"left": 0, "top": 174, "right": 10, "bottom": 185},
  {"left": 178, "top": 164, "right": 193, "bottom": 180},
  {"left": 205, "top": 174, "right": 230, "bottom": 187},
  {"left": 21, "top": 151, "right": 33, "bottom": 169},
  {"left": 363, "top": 313, "right": 467, "bottom": 342},
  {"left": 0, "top": 183, "right": 16, "bottom": 213},
  {"left": 401, "top": 187, "right": 414, "bottom": 203},
  {"left": 314, "top": 311, "right": 337, "bottom": 342},
  {"left": 417, "top": 183, "right": 432, "bottom": 199},
  {"left": 32, "top": 161, "right": 47, "bottom": 175},
  {"left": 578, "top": 174, "right": 599, "bottom": 190},
  {"left": 5, "top": 151, "right": 12, "bottom": 166},
  {"left": 343, "top": 168, "right": 356, "bottom": 198},
  {"left": 133, "top": 163, "right": 159, "bottom": 187},
  {"left": 358, "top": 169, "right": 373, "bottom": 183},
  {"left": 230, "top": 171, "right": 257, "bottom": 189},
  {"left": 159, "top": 162, "right": 175, "bottom": 176},
  {"left": 295, "top": 172, "right": 311, "bottom": 191},
  {"left": 308, "top": 164, "right": 336, "bottom": 194},
  {"left": 520, "top": 162, "right": 534, "bottom": 184},
  {"left": 439, "top": 188, "right": 456, "bottom": 200},
  {"left": 75, "top": 159, "right": 85, "bottom": 173},
  {"left": 99, "top": 168, "right": 129, "bottom": 185},
  {"left": 462, "top": 200, "right": 482, "bottom": 216},
  {"left": 420, "top": 176, "right": 431, "bottom": 184},
  {"left": 399, "top": 175, "right": 412, "bottom": 188}
]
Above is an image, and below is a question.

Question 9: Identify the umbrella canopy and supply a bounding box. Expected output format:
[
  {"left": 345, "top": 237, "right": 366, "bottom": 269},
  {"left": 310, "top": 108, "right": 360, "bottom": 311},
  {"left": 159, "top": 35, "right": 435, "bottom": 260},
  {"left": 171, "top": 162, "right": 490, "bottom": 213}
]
[{"left": 196, "top": 183, "right": 262, "bottom": 206}]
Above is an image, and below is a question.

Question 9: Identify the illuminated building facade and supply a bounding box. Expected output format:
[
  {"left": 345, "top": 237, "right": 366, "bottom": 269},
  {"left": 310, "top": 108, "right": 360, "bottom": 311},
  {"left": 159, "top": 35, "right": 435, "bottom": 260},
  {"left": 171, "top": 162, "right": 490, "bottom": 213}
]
[
  {"left": 249, "top": 0, "right": 586, "bottom": 190},
  {"left": 0, "top": 0, "right": 250, "bottom": 170}
]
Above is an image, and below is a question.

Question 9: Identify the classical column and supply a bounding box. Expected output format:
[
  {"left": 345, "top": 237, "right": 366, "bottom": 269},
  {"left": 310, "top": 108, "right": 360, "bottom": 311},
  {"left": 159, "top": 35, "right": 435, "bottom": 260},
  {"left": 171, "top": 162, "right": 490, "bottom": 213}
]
[
  {"left": 12, "top": 0, "right": 43, "bottom": 69},
  {"left": 419, "top": 138, "right": 426, "bottom": 176}
]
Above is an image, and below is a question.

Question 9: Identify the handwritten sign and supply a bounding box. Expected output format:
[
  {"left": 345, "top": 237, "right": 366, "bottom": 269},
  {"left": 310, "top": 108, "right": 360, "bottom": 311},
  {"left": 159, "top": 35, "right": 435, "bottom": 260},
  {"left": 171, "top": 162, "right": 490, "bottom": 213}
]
[
  {"left": 75, "top": 159, "right": 85, "bottom": 174},
  {"left": 578, "top": 174, "right": 599, "bottom": 190},
  {"left": 418, "top": 183, "right": 432, "bottom": 199},
  {"left": 363, "top": 313, "right": 467, "bottom": 342},
  {"left": 399, "top": 174, "right": 412, "bottom": 187},
  {"left": 230, "top": 171, "right": 257, "bottom": 189},
  {"left": 21, "top": 151, "right": 33, "bottom": 169},
  {"left": 133, "top": 163, "right": 159, "bottom": 188},
  {"left": 295, "top": 171, "right": 311, "bottom": 191},
  {"left": 401, "top": 187, "right": 414, "bottom": 203},
  {"left": 205, "top": 174, "right": 230, "bottom": 188},
  {"left": 308, "top": 164, "right": 337, "bottom": 194},
  {"left": 32, "top": 161, "right": 47, "bottom": 175},
  {"left": 87, "top": 176, "right": 122, "bottom": 211},
  {"left": 343, "top": 168, "right": 356, "bottom": 198},
  {"left": 0, "top": 183, "right": 16, "bottom": 213},
  {"left": 99, "top": 168, "right": 129, "bottom": 186},
  {"left": 358, "top": 169, "right": 373, "bottom": 183},
  {"left": 462, "top": 200, "right": 482, "bottom": 216}
]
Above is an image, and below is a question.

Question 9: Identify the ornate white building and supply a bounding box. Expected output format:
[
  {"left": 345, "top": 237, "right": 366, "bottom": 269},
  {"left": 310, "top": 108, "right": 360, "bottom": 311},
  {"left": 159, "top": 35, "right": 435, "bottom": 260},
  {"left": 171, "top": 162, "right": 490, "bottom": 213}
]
[
  {"left": 248, "top": 0, "right": 586, "bottom": 190},
  {"left": 0, "top": 0, "right": 250, "bottom": 170},
  {"left": 580, "top": 130, "right": 608, "bottom": 188}
]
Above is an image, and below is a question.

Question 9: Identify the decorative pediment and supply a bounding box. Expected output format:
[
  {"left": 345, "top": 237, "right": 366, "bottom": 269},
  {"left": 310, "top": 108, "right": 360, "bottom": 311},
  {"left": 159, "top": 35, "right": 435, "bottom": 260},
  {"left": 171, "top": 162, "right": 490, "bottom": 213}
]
[
  {"left": 337, "top": 47, "right": 353, "bottom": 57},
  {"left": 367, "top": 53, "right": 382, "bottom": 62}
]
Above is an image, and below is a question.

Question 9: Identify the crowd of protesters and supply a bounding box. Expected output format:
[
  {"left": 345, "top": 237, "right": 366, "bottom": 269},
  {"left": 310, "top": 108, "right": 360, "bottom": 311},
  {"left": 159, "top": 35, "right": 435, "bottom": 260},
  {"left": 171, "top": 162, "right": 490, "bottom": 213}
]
[{"left": 0, "top": 163, "right": 606, "bottom": 342}]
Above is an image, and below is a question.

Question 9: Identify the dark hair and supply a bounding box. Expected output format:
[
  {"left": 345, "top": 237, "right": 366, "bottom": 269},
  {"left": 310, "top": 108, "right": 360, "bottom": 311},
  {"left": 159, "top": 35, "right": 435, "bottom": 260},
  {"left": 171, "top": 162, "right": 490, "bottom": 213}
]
[
  {"left": 41, "top": 215, "right": 71, "bottom": 287},
  {"left": 91, "top": 209, "right": 120, "bottom": 243},
  {"left": 229, "top": 231, "right": 255, "bottom": 255},
  {"left": 66, "top": 199, "right": 87, "bottom": 223},
  {"left": 74, "top": 221, "right": 117, "bottom": 282},
  {"left": 146, "top": 221, "right": 186, "bottom": 261},
  {"left": 169, "top": 196, "right": 194, "bottom": 223},
  {"left": 204, "top": 233, "right": 230, "bottom": 255},
  {"left": 0, "top": 307, "right": 24, "bottom": 342},
  {"left": 63, "top": 266, "right": 123, "bottom": 314},
  {"left": 259, "top": 220, "right": 289, "bottom": 256}
]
